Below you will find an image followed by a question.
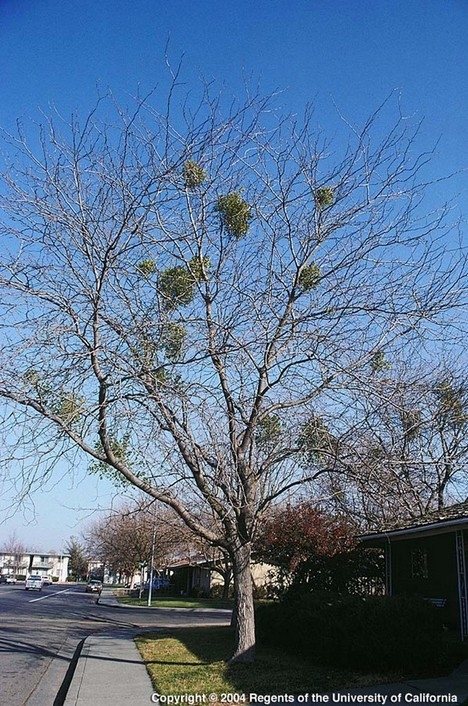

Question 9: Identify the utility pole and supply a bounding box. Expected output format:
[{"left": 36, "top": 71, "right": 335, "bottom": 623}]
[{"left": 147, "top": 523, "right": 156, "bottom": 607}]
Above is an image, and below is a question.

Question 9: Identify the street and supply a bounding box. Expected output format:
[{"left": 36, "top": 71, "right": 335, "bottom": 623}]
[
  {"left": 0, "top": 582, "right": 230, "bottom": 706},
  {"left": 0, "top": 582, "right": 129, "bottom": 705}
]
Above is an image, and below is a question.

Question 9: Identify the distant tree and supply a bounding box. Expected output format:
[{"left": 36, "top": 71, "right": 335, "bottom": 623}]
[
  {"left": 199, "top": 547, "right": 232, "bottom": 600},
  {"left": 84, "top": 502, "right": 183, "bottom": 584},
  {"left": 65, "top": 537, "right": 89, "bottom": 580},
  {"left": 0, "top": 80, "right": 466, "bottom": 661},
  {"left": 319, "top": 365, "right": 468, "bottom": 528},
  {"left": 2, "top": 532, "right": 27, "bottom": 576}
]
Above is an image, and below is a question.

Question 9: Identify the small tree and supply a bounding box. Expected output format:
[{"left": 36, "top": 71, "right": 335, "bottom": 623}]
[
  {"left": 254, "top": 502, "right": 382, "bottom": 596},
  {"left": 65, "top": 537, "right": 89, "bottom": 581},
  {"left": 2, "top": 532, "right": 27, "bottom": 576}
]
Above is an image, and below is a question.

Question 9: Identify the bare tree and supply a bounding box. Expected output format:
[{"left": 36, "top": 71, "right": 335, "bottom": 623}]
[
  {"left": 85, "top": 502, "right": 183, "bottom": 584},
  {"left": 320, "top": 363, "right": 468, "bottom": 528},
  {"left": 0, "top": 83, "right": 466, "bottom": 660},
  {"left": 2, "top": 532, "right": 27, "bottom": 576}
]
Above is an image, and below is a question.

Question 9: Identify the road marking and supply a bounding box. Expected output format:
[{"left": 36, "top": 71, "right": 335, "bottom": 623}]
[{"left": 28, "top": 588, "right": 72, "bottom": 603}]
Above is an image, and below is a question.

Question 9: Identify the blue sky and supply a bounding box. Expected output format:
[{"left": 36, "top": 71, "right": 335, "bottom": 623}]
[{"left": 0, "top": 0, "right": 467, "bottom": 551}]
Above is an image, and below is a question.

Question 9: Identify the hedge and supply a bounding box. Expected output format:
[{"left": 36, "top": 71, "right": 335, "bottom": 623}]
[{"left": 255, "top": 592, "right": 448, "bottom": 674}]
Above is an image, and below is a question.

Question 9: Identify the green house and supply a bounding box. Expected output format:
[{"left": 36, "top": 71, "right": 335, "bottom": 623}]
[{"left": 361, "top": 501, "right": 468, "bottom": 639}]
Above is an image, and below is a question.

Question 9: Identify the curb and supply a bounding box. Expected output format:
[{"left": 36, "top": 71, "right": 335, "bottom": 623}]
[
  {"left": 24, "top": 637, "right": 81, "bottom": 706},
  {"left": 53, "top": 639, "right": 85, "bottom": 706},
  {"left": 61, "top": 637, "right": 90, "bottom": 706}
]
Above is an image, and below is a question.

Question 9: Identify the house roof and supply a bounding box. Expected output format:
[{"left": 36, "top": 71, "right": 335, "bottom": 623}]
[
  {"left": 166, "top": 553, "right": 212, "bottom": 569},
  {"left": 360, "top": 500, "right": 468, "bottom": 543}
]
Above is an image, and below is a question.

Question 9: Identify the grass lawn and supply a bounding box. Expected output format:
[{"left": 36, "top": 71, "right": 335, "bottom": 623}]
[
  {"left": 135, "top": 625, "right": 399, "bottom": 700},
  {"left": 116, "top": 594, "right": 234, "bottom": 610}
]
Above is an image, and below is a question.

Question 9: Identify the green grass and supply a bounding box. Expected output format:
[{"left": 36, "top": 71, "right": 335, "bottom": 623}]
[
  {"left": 116, "top": 594, "right": 234, "bottom": 610},
  {"left": 135, "top": 625, "right": 399, "bottom": 700}
]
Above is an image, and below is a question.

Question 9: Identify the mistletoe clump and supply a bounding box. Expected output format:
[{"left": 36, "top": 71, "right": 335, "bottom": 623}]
[
  {"left": 255, "top": 414, "right": 282, "bottom": 448},
  {"left": 137, "top": 259, "right": 157, "bottom": 277},
  {"left": 162, "top": 322, "right": 186, "bottom": 361},
  {"left": 314, "top": 186, "right": 335, "bottom": 210},
  {"left": 297, "top": 415, "right": 338, "bottom": 464},
  {"left": 183, "top": 160, "right": 207, "bottom": 189},
  {"left": 298, "top": 263, "right": 321, "bottom": 292},
  {"left": 434, "top": 379, "right": 468, "bottom": 427},
  {"left": 158, "top": 256, "right": 211, "bottom": 310},
  {"left": 370, "top": 350, "right": 390, "bottom": 373},
  {"left": 189, "top": 254, "right": 210, "bottom": 282},
  {"left": 158, "top": 266, "right": 195, "bottom": 310},
  {"left": 215, "top": 191, "right": 252, "bottom": 239}
]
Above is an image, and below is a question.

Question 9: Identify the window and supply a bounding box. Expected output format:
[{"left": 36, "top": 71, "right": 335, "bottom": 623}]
[{"left": 411, "top": 548, "right": 428, "bottom": 579}]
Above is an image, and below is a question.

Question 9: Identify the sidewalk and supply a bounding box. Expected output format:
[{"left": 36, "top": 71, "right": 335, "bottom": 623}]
[
  {"left": 63, "top": 589, "right": 154, "bottom": 705},
  {"left": 62, "top": 589, "right": 468, "bottom": 705},
  {"left": 63, "top": 627, "right": 154, "bottom": 705}
]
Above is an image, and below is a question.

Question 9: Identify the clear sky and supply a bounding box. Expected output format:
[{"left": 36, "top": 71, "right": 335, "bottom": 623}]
[{"left": 0, "top": 0, "right": 467, "bottom": 552}]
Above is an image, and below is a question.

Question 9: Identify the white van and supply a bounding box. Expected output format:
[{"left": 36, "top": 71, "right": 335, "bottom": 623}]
[{"left": 25, "top": 575, "right": 44, "bottom": 591}]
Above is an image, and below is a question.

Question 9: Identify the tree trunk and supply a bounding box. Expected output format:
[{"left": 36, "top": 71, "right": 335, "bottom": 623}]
[
  {"left": 222, "top": 563, "right": 232, "bottom": 600},
  {"left": 222, "top": 577, "right": 230, "bottom": 600},
  {"left": 229, "top": 543, "right": 255, "bottom": 663}
]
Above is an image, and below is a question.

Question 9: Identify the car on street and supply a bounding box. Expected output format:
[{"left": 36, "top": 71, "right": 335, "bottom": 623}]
[
  {"left": 0, "top": 575, "right": 16, "bottom": 584},
  {"left": 85, "top": 579, "right": 103, "bottom": 593},
  {"left": 24, "top": 575, "right": 44, "bottom": 590}
]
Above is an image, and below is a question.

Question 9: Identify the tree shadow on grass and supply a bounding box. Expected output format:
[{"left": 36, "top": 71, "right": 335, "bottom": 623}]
[{"left": 137, "top": 625, "right": 336, "bottom": 695}]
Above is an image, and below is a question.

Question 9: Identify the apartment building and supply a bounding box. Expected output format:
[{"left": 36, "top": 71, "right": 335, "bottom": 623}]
[{"left": 0, "top": 551, "right": 69, "bottom": 582}]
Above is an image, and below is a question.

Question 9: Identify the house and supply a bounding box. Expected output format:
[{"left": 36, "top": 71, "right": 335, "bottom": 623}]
[
  {"left": 166, "top": 553, "right": 213, "bottom": 596},
  {"left": 166, "top": 551, "right": 276, "bottom": 597},
  {"left": 360, "top": 500, "right": 468, "bottom": 639},
  {"left": 0, "top": 550, "right": 69, "bottom": 582}
]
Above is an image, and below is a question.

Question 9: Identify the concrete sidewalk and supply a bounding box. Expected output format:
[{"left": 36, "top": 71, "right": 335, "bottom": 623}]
[
  {"left": 63, "top": 588, "right": 154, "bottom": 705},
  {"left": 63, "top": 627, "right": 154, "bottom": 705},
  {"left": 61, "top": 589, "right": 468, "bottom": 705}
]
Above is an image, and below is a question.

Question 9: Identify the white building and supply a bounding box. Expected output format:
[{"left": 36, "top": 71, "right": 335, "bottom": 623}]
[{"left": 0, "top": 551, "right": 69, "bottom": 582}]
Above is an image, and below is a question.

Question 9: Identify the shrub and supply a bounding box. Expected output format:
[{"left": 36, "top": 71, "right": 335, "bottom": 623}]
[
  {"left": 256, "top": 593, "right": 446, "bottom": 674},
  {"left": 210, "top": 583, "right": 233, "bottom": 599},
  {"left": 189, "top": 585, "right": 209, "bottom": 598}
]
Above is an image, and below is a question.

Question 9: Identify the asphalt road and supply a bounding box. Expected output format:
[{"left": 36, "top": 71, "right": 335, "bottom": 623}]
[
  {"left": 0, "top": 583, "right": 128, "bottom": 705},
  {"left": 0, "top": 583, "right": 231, "bottom": 706}
]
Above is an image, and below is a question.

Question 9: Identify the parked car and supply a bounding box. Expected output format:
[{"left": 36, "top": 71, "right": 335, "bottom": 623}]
[
  {"left": 42, "top": 576, "right": 53, "bottom": 586},
  {"left": 85, "top": 579, "right": 103, "bottom": 593},
  {"left": 25, "top": 575, "right": 44, "bottom": 591},
  {"left": 144, "top": 577, "right": 171, "bottom": 591},
  {"left": 0, "top": 574, "right": 16, "bottom": 584}
]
